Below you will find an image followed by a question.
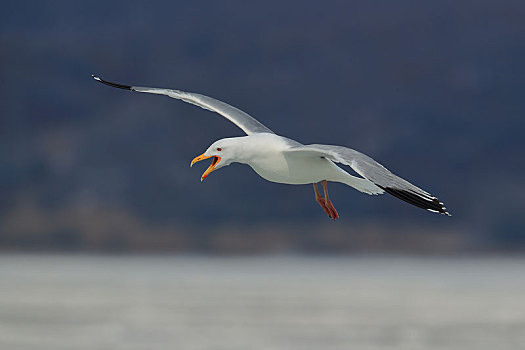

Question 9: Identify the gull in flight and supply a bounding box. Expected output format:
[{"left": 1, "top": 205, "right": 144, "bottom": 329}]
[{"left": 92, "top": 74, "right": 450, "bottom": 220}]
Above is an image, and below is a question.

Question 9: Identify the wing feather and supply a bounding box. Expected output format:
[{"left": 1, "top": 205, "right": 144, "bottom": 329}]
[
  {"left": 92, "top": 75, "right": 274, "bottom": 135},
  {"left": 286, "top": 144, "right": 450, "bottom": 215}
]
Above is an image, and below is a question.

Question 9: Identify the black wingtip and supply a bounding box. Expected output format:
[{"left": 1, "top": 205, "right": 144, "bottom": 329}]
[
  {"left": 92, "top": 74, "right": 132, "bottom": 90},
  {"left": 378, "top": 186, "right": 451, "bottom": 216}
]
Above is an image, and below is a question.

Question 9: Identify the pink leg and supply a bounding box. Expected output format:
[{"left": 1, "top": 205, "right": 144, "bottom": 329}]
[
  {"left": 313, "top": 182, "right": 332, "bottom": 218},
  {"left": 321, "top": 180, "right": 339, "bottom": 220},
  {"left": 313, "top": 180, "right": 339, "bottom": 220}
]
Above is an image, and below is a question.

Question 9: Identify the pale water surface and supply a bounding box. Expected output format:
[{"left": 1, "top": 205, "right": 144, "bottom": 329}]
[{"left": 0, "top": 255, "right": 524, "bottom": 350}]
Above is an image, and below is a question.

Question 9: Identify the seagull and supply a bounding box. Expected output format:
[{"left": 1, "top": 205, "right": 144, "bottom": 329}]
[{"left": 92, "top": 74, "right": 450, "bottom": 220}]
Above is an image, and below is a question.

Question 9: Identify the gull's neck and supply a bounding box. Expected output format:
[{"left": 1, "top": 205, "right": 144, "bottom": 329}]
[{"left": 228, "top": 133, "right": 292, "bottom": 165}]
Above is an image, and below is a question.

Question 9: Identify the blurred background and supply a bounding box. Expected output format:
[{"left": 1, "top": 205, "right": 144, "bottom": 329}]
[{"left": 1, "top": 0, "right": 524, "bottom": 349}]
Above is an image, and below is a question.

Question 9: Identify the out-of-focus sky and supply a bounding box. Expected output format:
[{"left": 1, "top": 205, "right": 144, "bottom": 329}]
[{"left": 1, "top": 0, "right": 524, "bottom": 253}]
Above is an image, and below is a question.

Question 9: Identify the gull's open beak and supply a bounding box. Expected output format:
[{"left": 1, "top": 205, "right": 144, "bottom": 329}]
[{"left": 190, "top": 153, "right": 221, "bottom": 181}]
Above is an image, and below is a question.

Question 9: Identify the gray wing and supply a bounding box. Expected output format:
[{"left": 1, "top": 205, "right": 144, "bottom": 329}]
[
  {"left": 92, "top": 75, "right": 274, "bottom": 135},
  {"left": 286, "top": 144, "right": 450, "bottom": 215}
]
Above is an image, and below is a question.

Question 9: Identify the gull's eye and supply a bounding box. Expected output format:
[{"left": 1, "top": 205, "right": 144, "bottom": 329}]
[{"left": 216, "top": 147, "right": 222, "bottom": 152}]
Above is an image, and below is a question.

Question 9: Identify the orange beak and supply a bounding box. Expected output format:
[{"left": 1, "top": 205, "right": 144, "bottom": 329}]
[{"left": 190, "top": 153, "right": 221, "bottom": 181}]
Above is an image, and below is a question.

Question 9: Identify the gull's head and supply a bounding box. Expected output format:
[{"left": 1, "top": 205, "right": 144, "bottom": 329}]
[{"left": 190, "top": 138, "right": 242, "bottom": 181}]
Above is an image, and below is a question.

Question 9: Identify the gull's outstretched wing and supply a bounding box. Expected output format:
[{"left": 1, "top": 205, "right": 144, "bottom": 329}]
[
  {"left": 285, "top": 144, "right": 450, "bottom": 215},
  {"left": 92, "top": 75, "right": 274, "bottom": 135}
]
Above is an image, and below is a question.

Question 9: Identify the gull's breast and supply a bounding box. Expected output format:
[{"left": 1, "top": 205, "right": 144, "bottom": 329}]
[{"left": 247, "top": 151, "right": 340, "bottom": 185}]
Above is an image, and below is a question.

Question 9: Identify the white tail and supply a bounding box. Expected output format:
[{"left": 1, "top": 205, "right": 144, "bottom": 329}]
[{"left": 338, "top": 174, "right": 385, "bottom": 195}]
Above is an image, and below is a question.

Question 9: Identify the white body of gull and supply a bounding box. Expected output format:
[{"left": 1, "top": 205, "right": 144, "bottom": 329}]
[{"left": 93, "top": 75, "right": 450, "bottom": 220}]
